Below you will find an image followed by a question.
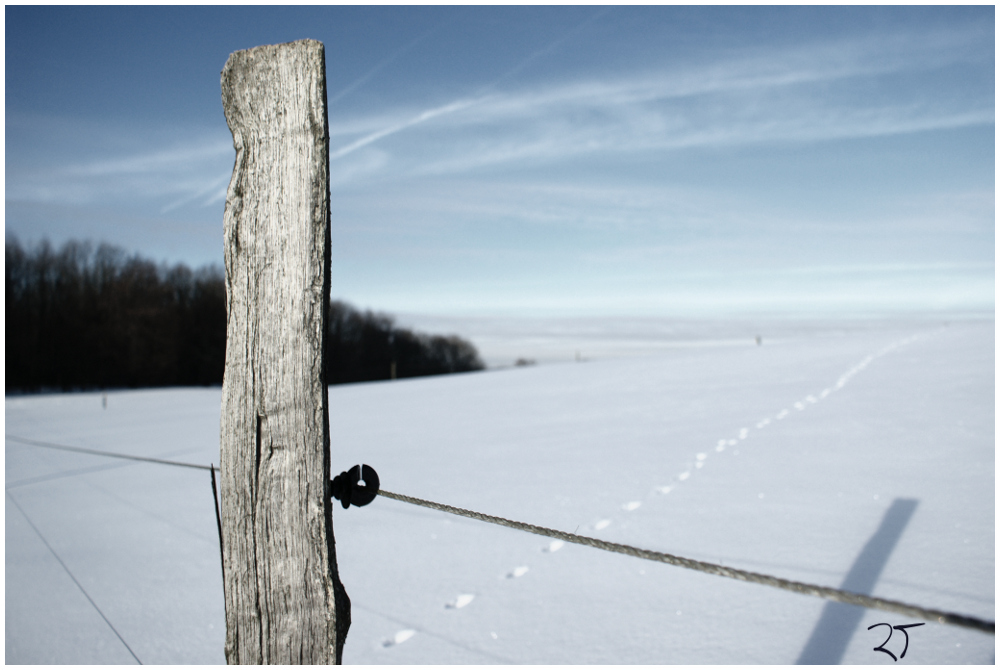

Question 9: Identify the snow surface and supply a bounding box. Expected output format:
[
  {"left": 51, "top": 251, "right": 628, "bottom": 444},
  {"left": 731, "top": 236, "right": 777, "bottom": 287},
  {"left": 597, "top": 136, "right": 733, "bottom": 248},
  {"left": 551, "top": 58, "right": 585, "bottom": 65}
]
[{"left": 5, "top": 317, "right": 994, "bottom": 664}]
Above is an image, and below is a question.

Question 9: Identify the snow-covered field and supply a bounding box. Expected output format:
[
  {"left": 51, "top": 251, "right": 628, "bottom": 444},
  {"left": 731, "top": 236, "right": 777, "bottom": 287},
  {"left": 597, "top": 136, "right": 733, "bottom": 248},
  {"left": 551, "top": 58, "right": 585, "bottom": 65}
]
[{"left": 5, "top": 316, "right": 994, "bottom": 664}]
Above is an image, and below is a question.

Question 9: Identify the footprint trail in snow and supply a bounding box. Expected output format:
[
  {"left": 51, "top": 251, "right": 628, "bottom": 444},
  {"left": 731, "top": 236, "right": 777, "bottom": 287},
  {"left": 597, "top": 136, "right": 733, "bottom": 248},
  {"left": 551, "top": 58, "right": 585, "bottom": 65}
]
[
  {"left": 382, "top": 629, "right": 416, "bottom": 648},
  {"left": 445, "top": 593, "right": 476, "bottom": 609},
  {"left": 377, "top": 333, "right": 922, "bottom": 652},
  {"left": 652, "top": 333, "right": 920, "bottom": 497}
]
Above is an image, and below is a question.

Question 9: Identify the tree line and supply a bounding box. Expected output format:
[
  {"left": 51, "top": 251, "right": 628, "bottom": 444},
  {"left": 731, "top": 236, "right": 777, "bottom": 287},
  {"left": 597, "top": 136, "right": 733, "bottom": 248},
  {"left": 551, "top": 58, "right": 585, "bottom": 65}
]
[{"left": 5, "top": 238, "right": 484, "bottom": 393}]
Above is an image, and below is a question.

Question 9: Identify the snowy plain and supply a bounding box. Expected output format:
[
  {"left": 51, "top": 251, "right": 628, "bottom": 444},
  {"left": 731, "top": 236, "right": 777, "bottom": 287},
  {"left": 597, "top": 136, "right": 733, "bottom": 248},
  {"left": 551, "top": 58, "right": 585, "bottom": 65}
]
[{"left": 4, "top": 316, "right": 994, "bottom": 664}]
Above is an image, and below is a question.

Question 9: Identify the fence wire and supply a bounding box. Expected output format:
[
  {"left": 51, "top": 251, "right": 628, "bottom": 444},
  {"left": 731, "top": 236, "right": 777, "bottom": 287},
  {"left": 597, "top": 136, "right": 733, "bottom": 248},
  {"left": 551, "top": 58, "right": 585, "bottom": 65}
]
[
  {"left": 377, "top": 489, "right": 995, "bottom": 635},
  {"left": 7, "top": 435, "right": 216, "bottom": 471},
  {"left": 7, "top": 434, "right": 994, "bottom": 636}
]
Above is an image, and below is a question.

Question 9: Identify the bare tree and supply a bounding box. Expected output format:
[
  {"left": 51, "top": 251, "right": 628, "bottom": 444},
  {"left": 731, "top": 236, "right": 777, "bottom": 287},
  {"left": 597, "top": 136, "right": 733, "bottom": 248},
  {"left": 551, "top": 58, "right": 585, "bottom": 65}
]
[{"left": 219, "top": 39, "right": 349, "bottom": 664}]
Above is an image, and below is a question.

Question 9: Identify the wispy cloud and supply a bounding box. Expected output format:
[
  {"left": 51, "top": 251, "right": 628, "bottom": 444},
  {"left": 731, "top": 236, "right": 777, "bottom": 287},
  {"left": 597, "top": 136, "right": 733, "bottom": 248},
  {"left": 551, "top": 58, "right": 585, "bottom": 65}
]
[
  {"left": 7, "top": 14, "right": 991, "bottom": 285},
  {"left": 9, "top": 135, "right": 234, "bottom": 210},
  {"left": 330, "top": 175, "right": 994, "bottom": 278},
  {"left": 325, "top": 25, "right": 993, "bottom": 184},
  {"left": 66, "top": 140, "right": 232, "bottom": 177}
]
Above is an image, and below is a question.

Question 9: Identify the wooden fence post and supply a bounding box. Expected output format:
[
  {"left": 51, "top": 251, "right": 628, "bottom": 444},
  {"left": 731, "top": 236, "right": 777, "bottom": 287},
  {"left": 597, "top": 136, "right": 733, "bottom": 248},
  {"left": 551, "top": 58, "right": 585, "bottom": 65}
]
[{"left": 219, "top": 39, "right": 349, "bottom": 664}]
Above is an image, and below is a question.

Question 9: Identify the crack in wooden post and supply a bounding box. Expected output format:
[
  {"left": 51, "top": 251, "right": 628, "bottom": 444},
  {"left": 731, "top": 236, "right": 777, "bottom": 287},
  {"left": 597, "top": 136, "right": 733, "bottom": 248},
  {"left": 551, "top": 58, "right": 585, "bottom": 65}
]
[{"left": 219, "top": 39, "right": 349, "bottom": 665}]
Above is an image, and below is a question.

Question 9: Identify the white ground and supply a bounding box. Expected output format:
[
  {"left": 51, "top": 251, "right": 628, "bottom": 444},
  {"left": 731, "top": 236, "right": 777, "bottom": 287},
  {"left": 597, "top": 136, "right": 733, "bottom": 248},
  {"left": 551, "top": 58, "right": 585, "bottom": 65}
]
[{"left": 5, "top": 316, "right": 994, "bottom": 664}]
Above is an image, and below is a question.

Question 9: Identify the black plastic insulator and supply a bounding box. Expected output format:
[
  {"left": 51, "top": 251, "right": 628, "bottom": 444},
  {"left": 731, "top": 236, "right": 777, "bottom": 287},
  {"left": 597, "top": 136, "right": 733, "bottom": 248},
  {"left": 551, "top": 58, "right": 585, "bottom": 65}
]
[{"left": 331, "top": 464, "right": 380, "bottom": 508}]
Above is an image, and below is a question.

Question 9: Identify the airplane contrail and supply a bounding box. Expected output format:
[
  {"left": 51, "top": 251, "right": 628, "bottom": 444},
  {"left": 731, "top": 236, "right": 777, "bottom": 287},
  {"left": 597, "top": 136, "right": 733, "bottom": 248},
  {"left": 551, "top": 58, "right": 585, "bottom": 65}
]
[
  {"left": 479, "top": 7, "right": 612, "bottom": 94},
  {"left": 329, "top": 12, "right": 462, "bottom": 105},
  {"left": 161, "top": 172, "right": 231, "bottom": 214},
  {"left": 328, "top": 7, "right": 610, "bottom": 162},
  {"left": 329, "top": 98, "right": 479, "bottom": 161}
]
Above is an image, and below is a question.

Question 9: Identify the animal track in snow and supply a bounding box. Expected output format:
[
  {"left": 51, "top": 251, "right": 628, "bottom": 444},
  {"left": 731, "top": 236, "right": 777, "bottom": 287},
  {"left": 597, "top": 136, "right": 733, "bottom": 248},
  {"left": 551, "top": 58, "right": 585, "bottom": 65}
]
[
  {"left": 544, "top": 539, "right": 565, "bottom": 553},
  {"left": 649, "top": 334, "right": 921, "bottom": 513},
  {"left": 387, "top": 334, "right": 927, "bottom": 646},
  {"left": 655, "top": 337, "right": 919, "bottom": 509},
  {"left": 741, "top": 337, "right": 920, "bottom": 460},
  {"left": 492, "top": 335, "right": 927, "bottom": 628},
  {"left": 383, "top": 629, "right": 416, "bottom": 647},
  {"left": 446, "top": 594, "right": 475, "bottom": 609}
]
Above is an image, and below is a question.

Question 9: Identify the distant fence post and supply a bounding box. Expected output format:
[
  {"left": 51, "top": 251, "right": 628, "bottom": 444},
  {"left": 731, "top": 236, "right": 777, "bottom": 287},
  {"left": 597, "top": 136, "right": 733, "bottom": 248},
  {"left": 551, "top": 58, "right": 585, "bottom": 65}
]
[{"left": 219, "top": 39, "right": 349, "bottom": 664}]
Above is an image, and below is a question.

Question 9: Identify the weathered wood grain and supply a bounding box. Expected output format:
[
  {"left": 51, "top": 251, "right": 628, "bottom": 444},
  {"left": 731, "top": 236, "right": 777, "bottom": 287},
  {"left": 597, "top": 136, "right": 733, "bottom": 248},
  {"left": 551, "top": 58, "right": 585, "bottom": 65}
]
[{"left": 219, "top": 39, "right": 349, "bottom": 664}]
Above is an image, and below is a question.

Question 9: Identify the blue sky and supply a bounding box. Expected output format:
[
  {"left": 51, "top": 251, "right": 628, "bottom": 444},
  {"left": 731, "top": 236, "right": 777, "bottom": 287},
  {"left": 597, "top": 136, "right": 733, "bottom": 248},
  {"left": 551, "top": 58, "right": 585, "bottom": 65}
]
[{"left": 5, "top": 6, "right": 995, "bottom": 317}]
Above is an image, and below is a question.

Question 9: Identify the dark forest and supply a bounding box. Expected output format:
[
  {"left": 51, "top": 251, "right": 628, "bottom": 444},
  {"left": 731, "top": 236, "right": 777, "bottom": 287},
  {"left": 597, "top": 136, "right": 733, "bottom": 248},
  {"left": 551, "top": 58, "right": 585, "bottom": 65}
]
[{"left": 6, "top": 238, "right": 484, "bottom": 393}]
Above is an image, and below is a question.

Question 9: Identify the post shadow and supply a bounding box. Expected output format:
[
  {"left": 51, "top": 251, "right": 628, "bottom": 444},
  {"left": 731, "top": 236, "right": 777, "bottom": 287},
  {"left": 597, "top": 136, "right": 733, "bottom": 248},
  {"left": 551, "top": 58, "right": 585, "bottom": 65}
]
[{"left": 796, "top": 498, "right": 920, "bottom": 664}]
